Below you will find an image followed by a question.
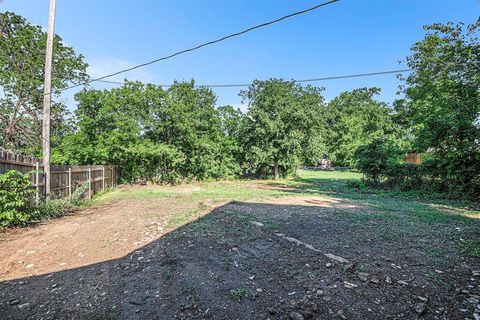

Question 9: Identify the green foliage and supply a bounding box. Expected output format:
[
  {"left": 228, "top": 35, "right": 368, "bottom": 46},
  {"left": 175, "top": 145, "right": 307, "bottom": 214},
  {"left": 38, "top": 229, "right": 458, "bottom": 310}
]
[
  {"left": 383, "top": 162, "right": 423, "bottom": 191},
  {"left": 0, "top": 170, "right": 33, "bottom": 227},
  {"left": 239, "top": 79, "right": 325, "bottom": 179},
  {"left": 355, "top": 138, "right": 405, "bottom": 186},
  {"left": 325, "top": 88, "right": 403, "bottom": 166},
  {"left": 0, "top": 12, "right": 88, "bottom": 155},
  {"left": 58, "top": 81, "right": 240, "bottom": 183},
  {"left": 34, "top": 183, "right": 89, "bottom": 220},
  {"left": 230, "top": 288, "right": 248, "bottom": 301},
  {"left": 397, "top": 20, "right": 480, "bottom": 198}
]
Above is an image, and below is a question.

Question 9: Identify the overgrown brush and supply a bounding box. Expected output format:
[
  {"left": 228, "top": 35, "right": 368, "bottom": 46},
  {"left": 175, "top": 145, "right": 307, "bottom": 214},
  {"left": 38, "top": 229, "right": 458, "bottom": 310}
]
[
  {"left": 0, "top": 170, "right": 33, "bottom": 227},
  {"left": 34, "top": 183, "right": 89, "bottom": 220}
]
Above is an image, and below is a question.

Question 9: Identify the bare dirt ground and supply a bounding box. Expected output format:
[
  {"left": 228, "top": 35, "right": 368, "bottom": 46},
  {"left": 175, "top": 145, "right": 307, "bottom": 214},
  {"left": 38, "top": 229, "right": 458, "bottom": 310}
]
[{"left": 0, "top": 177, "right": 479, "bottom": 319}]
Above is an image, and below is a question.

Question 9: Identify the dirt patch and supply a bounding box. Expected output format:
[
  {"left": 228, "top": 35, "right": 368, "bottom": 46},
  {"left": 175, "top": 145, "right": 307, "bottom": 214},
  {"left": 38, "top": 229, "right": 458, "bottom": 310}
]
[
  {"left": 0, "top": 187, "right": 479, "bottom": 319},
  {"left": 0, "top": 196, "right": 194, "bottom": 282}
]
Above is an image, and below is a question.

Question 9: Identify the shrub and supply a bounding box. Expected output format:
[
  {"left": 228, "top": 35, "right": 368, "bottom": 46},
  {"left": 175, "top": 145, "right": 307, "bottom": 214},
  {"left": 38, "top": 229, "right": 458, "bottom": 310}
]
[
  {"left": 354, "top": 139, "right": 404, "bottom": 186},
  {"left": 34, "top": 183, "right": 89, "bottom": 220},
  {"left": 0, "top": 170, "right": 33, "bottom": 227},
  {"left": 384, "top": 162, "right": 423, "bottom": 190}
]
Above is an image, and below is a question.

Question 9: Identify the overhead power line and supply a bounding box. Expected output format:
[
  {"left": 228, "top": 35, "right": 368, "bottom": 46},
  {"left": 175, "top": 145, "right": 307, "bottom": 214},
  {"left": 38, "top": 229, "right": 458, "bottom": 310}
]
[
  {"left": 96, "top": 68, "right": 413, "bottom": 88},
  {"left": 59, "top": 0, "right": 341, "bottom": 93}
]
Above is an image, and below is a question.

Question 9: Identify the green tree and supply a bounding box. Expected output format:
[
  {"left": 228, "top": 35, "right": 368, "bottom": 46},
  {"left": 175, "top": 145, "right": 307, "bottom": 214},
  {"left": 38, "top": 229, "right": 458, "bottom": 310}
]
[
  {"left": 239, "top": 79, "right": 325, "bottom": 179},
  {"left": 398, "top": 20, "right": 480, "bottom": 197},
  {"left": 355, "top": 138, "right": 404, "bottom": 186},
  {"left": 324, "top": 88, "right": 400, "bottom": 166},
  {"left": 60, "top": 81, "right": 239, "bottom": 183},
  {"left": 0, "top": 12, "right": 88, "bottom": 155}
]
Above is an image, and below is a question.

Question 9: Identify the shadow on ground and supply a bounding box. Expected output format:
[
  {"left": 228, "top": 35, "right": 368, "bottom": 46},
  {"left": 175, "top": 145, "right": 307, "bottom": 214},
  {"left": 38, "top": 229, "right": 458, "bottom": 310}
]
[{"left": 1, "top": 199, "right": 479, "bottom": 319}]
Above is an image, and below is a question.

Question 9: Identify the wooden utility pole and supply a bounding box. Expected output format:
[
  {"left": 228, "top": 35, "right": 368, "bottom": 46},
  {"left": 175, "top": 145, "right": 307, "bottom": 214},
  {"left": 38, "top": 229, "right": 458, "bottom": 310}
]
[{"left": 42, "top": 0, "right": 56, "bottom": 197}]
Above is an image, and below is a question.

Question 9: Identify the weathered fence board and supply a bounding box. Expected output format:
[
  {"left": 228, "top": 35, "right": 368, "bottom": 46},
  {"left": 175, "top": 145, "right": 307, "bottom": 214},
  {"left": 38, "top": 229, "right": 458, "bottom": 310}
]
[{"left": 0, "top": 150, "right": 116, "bottom": 201}]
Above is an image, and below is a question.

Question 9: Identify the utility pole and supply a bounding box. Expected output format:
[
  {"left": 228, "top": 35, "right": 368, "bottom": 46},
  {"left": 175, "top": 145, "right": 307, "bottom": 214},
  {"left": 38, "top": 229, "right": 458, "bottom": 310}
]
[{"left": 42, "top": 0, "right": 56, "bottom": 198}]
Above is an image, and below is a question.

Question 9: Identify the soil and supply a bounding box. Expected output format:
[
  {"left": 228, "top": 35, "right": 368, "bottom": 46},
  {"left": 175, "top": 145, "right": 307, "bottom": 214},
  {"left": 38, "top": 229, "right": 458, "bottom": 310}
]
[{"left": 0, "top": 186, "right": 479, "bottom": 319}]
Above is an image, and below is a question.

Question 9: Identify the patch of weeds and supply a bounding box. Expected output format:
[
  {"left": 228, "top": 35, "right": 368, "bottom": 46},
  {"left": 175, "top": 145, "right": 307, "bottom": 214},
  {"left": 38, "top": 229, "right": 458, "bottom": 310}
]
[
  {"left": 143, "top": 211, "right": 160, "bottom": 218},
  {"left": 263, "top": 220, "right": 280, "bottom": 231},
  {"left": 425, "top": 247, "right": 448, "bottom": 258},
  {"left": 230, "top": 288, "right": 248, "bottom": 301},
  {"left": 167, "top": 202, "right": 211, "bottom": 228},
  {"left": 163, "top": 269, "right": 173, "bottom": 281},
  {"left": 220, "top": 252, "right": 234, "bottom": 267},
  {"left": 426, "top": 270, "right": 444, "bottom": 285},
  {"left": 34, "top": 183, "right": 90, "bottom": 221},
  {"left": 458, "top": 239, "right": 480, "bottom": 257},
  {"left": 182, "top": 284, "right": 194, "bottom": 294}
]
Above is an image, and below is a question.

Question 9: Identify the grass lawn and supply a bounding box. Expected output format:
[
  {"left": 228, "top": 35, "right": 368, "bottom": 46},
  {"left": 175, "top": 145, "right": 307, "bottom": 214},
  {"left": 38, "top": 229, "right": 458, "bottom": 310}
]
[
  {"left": 1, "top": 169, "right": 479, "bottom": 319},
  {"left": 99, "top": 169, "right": 480, "bottom": 257}
]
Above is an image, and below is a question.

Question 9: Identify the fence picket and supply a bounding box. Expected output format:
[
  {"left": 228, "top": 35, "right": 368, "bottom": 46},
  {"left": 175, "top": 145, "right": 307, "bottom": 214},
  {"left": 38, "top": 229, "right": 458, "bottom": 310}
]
[{"left": 0, "top": 150, "right": 116, "bottom": 201}]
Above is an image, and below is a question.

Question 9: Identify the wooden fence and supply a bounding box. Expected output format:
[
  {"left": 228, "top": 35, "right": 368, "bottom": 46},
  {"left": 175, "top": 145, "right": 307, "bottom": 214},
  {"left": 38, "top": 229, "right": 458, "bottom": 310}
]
[
  {"left": 404, "top": 152, "right": 423, "bottom": 164},
  {"left": 0, "top": 150, "right": 116, "bottom": 201}
]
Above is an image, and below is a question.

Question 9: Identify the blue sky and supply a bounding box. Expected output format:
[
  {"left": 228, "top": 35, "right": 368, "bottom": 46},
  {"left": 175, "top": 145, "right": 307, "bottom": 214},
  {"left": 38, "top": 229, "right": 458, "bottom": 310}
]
[{"left": 2, "top": 0, "right": 479, "bottom": 111}]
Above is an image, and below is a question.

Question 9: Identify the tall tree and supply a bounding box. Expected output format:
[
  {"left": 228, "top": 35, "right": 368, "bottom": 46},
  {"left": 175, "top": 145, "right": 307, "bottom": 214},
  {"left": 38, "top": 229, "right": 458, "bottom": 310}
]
[
  {"left": 397, "top": 20, "right": 480, "bottom": 197},
  {"left": 239, "top": 79, "right": 325, "bottom": 179},
  {"left": 0, "top": 12, "right": 88, "bottom": 154},
  {"left": 324, "top": 88, "right": 400, "bottom": 166},
  {"left": 61, "top": 81, "right": 239, "bottom": 183}
]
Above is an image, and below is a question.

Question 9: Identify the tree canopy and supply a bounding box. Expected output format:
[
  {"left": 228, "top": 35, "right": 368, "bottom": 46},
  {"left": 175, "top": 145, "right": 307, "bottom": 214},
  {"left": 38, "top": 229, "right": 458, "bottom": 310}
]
[
  {"left": 396, "top": 19, "right": 480, "bottom": 197},
  {"left": 1, "top": 12, "right": 478, "bottom": 199},
  {"left": 239, "top": 79, "right": 325, "bottom": 179},
  {"left": 324, "top": 87, "right": 401, "bottom": 166},
  {"left": 0, "top": 11, "right": 88, "bottom": 155}
]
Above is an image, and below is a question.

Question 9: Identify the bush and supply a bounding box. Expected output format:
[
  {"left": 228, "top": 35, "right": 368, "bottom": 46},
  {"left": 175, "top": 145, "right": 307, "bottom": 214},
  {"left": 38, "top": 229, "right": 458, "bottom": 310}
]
[
  {"left": 384, "top": 162, "right": 423, "bottom": 190},
  {"left": 33, "top": 183, "right": 89, "bottom": 220},
  {"left": 0, "top": 170, "right": 34, "bottom": 227},
  {"left": 354, "top": 138, "right": 404, "bottom": 186}
]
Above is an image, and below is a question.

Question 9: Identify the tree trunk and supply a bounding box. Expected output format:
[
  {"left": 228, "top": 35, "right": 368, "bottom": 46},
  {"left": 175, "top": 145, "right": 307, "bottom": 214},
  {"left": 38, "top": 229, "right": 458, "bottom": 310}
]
[{"left": 274, "top": 163, "right": 280, "bottom": 180}]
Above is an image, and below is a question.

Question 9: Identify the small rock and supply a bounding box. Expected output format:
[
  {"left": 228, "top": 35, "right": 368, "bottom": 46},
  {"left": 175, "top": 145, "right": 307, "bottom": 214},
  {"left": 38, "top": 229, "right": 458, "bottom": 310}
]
[
  {"left": 370, "top": 276, "right": 380, "bottom": 284},
  {"left": 435, "top": 269, "right": 444, "bottom": 274},
  {"left": 18, "top": 303, "right": 29, "bottom": 309},
  {"left": 343, "top": 263, "right": 355, "bottom": 272},
  {"left": 256, "top": 288, "right": 263, "bottom": 293},
  {"left": 324, "top": 253, "right": 349, "bottom": 264},
  {"left": 25, "top": 264, "right": 34, "bottom": 269},
  {"left": 316, "top": 290, "right": 324, "bottom": 296},
  {"left": 414, "top": 303, "right": 426, "bottom": 315},
  {"left": 358, "top": 272, "right": 369, "bottom": 282},
  {"left": 250, "top": 221, "right": 264, "bottom": 227},
  {"left": 385, "top": 276, "right": 392, "bottom": 284},
  {"left": 248, "top": 275, "right": 255, "bottom": 280},
  {"left": 9, "top": 299, "right": 19, "bottom": 305},
  {"left": 473, "top": 311, "right": 480, "bottom": 320},
  {"left": 59, "top": 262, "right": 67, "bottom": 266},
  {"left": 290, "top": 312, "right": 305, "bottom": 320},
  {"left": 467, "top": 296, "right": 480, "bottom": 305},
  {"left": 325, "top": 263, "right": 332, "bottom": 268},
  {"left": 417, "top": 296, "right": 428, "bottom": 302},
  {"left": 472, "top": 270, "right": 480, "bottom": 277},
  {"left": 336, "top": 309, "right": 347, "bottom": 319},
  {"left": 343, "top": 281, "right": 358, "bottom": 289},
  {"left": 397, "top": 280, "right": 409, "bottom": 286},
  {"left": 267, "top": 307, "right": 277, "bottom": 315}
]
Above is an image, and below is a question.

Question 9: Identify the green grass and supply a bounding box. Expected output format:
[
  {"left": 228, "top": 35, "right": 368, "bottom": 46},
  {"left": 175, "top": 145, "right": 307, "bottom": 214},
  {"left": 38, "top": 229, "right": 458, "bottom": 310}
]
[
  {"left": 230, "top": 288, "right": 248, "bottom": 301},
  {"left": 95, "top": 169, "right": 480, "bottom": 257}
]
